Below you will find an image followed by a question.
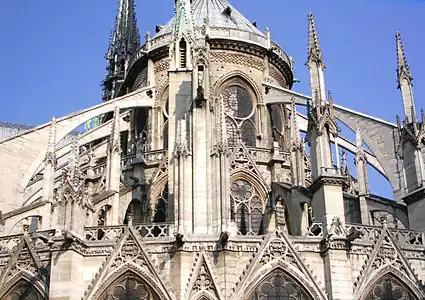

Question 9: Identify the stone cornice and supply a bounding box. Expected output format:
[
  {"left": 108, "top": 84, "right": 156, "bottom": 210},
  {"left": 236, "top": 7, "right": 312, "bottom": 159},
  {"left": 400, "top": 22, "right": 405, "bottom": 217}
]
[
  {"left": 403, "top": 186, "right": 425, "bottom": 205},
  {"left": 3, "top": 201, "right": 47, "bottom": 219},
  {"left": 308, "top": 173, "right": 345, "bottom": 195}
]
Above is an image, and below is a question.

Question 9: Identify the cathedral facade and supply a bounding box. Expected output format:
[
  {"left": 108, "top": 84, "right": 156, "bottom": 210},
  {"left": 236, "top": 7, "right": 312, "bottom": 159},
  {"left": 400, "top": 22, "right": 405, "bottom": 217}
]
[{"left": 1, "top": 0, "right": 425, "bottom": 299}]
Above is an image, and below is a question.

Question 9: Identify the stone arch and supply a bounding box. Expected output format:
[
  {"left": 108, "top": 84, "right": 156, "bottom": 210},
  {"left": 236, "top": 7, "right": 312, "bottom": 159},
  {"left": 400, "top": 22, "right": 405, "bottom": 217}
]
[
  {"left": 237, "top": 262, "right": 324, "bottom": 300},
  {"left": 370, "top": 209, "right": 408, "bottom": 229},
  {"left": 0, "top": 271, "right": 47, "bottom": 300},
  {"left": 230, "top": 170, "right": 268, "bottom": 201},
  {"left": 191, "top": 290, "right": 218, "bottom": 300},
  {"left": 89, "top": 263, "right": 174, "bottom": 300},
  {"left": 213, "top": 70, "right": 263, "bottom": 105},
  {"left": 358, "top": 266, "right": 424, "bottom": 300},
  {"left": 7, "top": 215, "right": 42, "bottom": 234}
]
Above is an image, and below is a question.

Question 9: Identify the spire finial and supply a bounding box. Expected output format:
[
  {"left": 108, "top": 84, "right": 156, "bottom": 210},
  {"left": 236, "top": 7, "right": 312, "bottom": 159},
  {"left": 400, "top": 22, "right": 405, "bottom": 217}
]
[
  {"left": 396, "top": 32, "right": 412, "bottom": 87},
  {"left": 421, "top": 108, "right": 425, "bottom": 123},
  {"left": 307, "top": 12, "right": 323, "bottom": 66},
  {"left": 67, "top": 135, "right": 82, "bottom": 185},
  {"left": 173, "top": 0, "right": 194, "bottom": 39}
]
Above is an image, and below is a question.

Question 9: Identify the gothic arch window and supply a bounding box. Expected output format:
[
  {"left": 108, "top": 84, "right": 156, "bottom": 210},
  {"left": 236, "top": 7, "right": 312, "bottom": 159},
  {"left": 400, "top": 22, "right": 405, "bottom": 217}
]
[
  {"left": 99, "top": 274, "right": 160, "bottom": 300},
  {"left": 2, "top": 280, "right": 45, "bottom": 300},
  {"left": 248, "top": 270, "right": 313, "bottom": 300},
  {"left": 230, "top": 177, "right": 265, "bottom": 235},
  {"left": 219, "top": 78, "right": 258, "bottom": 147},
  {"left": 179, "top": 39, "right": 187, "bottom": 68},
  {"left": 365, "top": 275, "right": 417, "bottom": 300}
]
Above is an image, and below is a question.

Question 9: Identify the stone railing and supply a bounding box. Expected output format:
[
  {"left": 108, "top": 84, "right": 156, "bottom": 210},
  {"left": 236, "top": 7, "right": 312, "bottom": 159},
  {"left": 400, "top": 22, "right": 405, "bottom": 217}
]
[
  {"left": 305, "top": 222, "right": 425, "bottom": 247},
  {"left": 121, "top": 149, "right": 167, "bottom": 167},
  {"left": 85, "top": 222, "right": 173, "bottom": 242},
  {"left": 0, "top": 229, "right": 56, "bottom": 253},
  {"left": 270, "top": 41, "right": 291, "bottom": 66}
]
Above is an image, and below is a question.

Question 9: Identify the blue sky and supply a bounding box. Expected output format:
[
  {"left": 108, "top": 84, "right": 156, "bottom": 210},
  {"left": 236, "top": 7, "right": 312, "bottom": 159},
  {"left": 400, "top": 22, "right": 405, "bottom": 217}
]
[{"left": 0, "top": 0, "right": 424, "bottom": 197}]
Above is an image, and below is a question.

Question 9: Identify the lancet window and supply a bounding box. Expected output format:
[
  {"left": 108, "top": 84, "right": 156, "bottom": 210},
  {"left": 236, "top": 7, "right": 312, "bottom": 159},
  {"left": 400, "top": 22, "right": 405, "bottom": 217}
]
[
  {"left": 100, "top": 274, "right": 159, "bottom": 300},
  {"left": 365, "top": 275, "right": 416, "bottom": 300},
  {"left": 230, "top": 178, "right": 264, "bottom": 235},
  {"left": 219, "top": 78, "right": 257, "bottom": 147},
  {"left": 248, "top": 270, "right": 313, "bottom": 300}
]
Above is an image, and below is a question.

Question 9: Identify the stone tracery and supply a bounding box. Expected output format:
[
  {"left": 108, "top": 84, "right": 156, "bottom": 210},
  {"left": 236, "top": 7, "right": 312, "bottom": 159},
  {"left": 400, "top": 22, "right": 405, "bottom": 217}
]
[{"left": 248, "top": 270, "right": 313, "bottom": 300}]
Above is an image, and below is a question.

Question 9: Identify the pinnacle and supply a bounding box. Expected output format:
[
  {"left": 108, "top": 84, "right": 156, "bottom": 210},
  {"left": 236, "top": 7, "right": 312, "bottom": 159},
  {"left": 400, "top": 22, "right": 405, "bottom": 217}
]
[
  {"left": 307, "top": 12, "right": 323, "bottom": 65},
  {"left": 396, "top": 31, "right": 412, "bottom": 83}
]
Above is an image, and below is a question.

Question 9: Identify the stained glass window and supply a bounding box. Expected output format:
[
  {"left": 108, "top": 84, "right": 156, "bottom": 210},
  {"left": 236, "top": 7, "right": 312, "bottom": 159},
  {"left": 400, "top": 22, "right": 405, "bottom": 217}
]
[
  {"left": 248, "top": 270, "right": 312, "bottom": 300},
  {"left": 220, "top": 83, "right": 257, "bottom": 147},
  {"left": 365, "top": 276, "right": 416, "bottom": 300},
  {"left": 3, "top": 281, "right": 44, "bottom": 300},
  {"left": 230, "top": 179, "right": 264, "bottom": 235},
  {"left": 100, "top": 275, "right": 159, "bottom": 300}
]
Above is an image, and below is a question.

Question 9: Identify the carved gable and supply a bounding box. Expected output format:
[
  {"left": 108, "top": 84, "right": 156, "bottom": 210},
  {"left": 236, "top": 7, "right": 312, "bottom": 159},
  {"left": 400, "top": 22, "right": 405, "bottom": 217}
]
[
  {"left": 354, "top": 227, "right": 424, "bottom": 298},
  {"left": 84, "top": 227, "right": 175, "bottom": 300},
  {"left": 232, "top": 231, "right": 325, "bottom": 300},
  {"left": 186, "top": 253, "right": 222, "bottom": 300},
  {"left": 0, "top": 234, "right": 46, "bottom": 295}
]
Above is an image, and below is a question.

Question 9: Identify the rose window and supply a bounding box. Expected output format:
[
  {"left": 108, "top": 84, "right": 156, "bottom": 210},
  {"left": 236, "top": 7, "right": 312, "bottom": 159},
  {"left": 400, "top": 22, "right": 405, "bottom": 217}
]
[
  {"left": 248, "top": 270, "right": 312, "bottom": 300},
  {"left": 230, "top": 179, "right": 264, "bottom": 235},
  {"left": 220, "top": 84, "right": 257, "bottom": 147}
]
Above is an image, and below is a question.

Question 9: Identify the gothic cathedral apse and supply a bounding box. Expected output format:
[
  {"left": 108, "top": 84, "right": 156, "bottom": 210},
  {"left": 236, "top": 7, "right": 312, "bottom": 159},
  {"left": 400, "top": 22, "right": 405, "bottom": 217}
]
[{"left": 1, "top": 0, "right": 425, "bottom": 299}]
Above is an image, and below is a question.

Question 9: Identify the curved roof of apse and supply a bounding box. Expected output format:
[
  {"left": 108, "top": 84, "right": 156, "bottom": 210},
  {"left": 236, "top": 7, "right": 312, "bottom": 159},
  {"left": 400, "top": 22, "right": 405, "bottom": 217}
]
[{"left": 153, "top": 0, "right": 266, "bottom": 43}]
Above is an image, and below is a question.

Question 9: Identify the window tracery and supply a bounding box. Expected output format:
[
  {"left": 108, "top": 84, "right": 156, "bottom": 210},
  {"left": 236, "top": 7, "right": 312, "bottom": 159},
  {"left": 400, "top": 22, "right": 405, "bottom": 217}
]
[
  {"left": 230, "top": 179, "right": 264, "bottom": 235},
  {"left": 100, "top": 274, "right": 159, "bottom": 300},
  {"left": 219, "top": 79, "right": 257, "bottom": 147},
  {"left": 248, "top": 270, "right": 312, "bottom": 300},
  {"left": 365, "top": 275, "right": 416, "bottom": 300},
  {"left": 3, "top": 281, "right": 45, "bottom": 300}
]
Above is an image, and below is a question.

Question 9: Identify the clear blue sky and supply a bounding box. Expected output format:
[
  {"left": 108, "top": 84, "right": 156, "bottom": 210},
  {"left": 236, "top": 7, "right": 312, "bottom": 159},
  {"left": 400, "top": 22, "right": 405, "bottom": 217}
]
[{"left": 0, "top": 0, "right": 424, "bottom": 198}]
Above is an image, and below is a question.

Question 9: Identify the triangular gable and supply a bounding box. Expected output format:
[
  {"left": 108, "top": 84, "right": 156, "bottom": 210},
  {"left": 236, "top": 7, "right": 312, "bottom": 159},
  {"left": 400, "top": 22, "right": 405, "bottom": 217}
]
[
  {"left": 232, "top": 230, "right": 325, "bottom": 300},
  {"left": 84, "top": 226, "right": 175, "bottom": 300},
  {"left": 185, "top": 253, "right": 223, "bottom": 300},
  {"left": 0, "top": 234, "right": 45, "bottom": 290},
  {"left": 229, "top": 141, "right": 268, "bottom": 190},
  {"left": 354, "top": 227, "right": 423, "bottom": 297}
]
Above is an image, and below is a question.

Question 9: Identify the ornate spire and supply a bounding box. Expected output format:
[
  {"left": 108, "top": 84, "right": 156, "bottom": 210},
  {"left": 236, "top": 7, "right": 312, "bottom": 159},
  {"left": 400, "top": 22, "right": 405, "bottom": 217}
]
[
  {"left": 103, "top": 0, "right": 140, "bottom": 101},
  {"left": 109, "top": 106, "right": 121, "bottom": 153},
  {"left": 355, "top": 128, "right": 367, "bottom": 163},
  {"left": 306, "top": 12, "right": 323, "bottom": 66},
  {"left": 396, "top": 32, "right": 412, "bottom": 87},
  {"left": 396, "top": 32, "right": 416, "bottom": 124},
  {"left": 108, "top": 0, "right": 140, "bottom": 58}
]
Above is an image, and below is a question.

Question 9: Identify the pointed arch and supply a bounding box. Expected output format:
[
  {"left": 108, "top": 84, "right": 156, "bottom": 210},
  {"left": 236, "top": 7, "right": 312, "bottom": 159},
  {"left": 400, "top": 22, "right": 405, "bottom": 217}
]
[
  {"left": 359, "top": 266, "right": 425, "bottom": 300},
  {"left": 88, "top": 263, "right": 174, "bottom": 300},
  {"left": 148, "top": 173, "right": 169, "bottom": 223},
  {"left": 0, "top": 271, "right": 47, "bottom": 300},
  {"left": 237, "top": 262, "right": 324, "bottom": 300},
  {"left": 191, "top": 290, "right": 218, "bottom": 300},
  {"left": 229, "top": 171, "right": 269, "bottom": 236}
]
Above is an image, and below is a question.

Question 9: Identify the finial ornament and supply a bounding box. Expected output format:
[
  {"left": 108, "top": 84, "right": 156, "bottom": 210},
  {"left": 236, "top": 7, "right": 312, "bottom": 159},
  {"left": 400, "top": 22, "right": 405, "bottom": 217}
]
[
  {"left": 291, "top": 97, "right": 301, "bottom": 149},
  {"left": 306, "top": 12, "right": 324, "bottom": 66},
  {"left": 45, "top": 116, "right": 57, "bottom": 166}
]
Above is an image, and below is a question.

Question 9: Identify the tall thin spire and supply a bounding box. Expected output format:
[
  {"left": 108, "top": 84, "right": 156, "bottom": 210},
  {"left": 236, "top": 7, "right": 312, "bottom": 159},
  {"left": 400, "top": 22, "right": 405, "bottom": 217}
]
[
  {"left": 103, "top": 0, "right": 140, "bottom": 101},
  {"left": 109, "top": 106, "right": 121, "bottom": 153},
  {"left": 396, "top": 32, "right": 416, "bottom": 123},
  {"left": 306, "top": 12, "right": 323, "bottom": 66}
]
